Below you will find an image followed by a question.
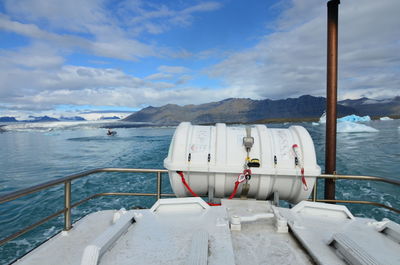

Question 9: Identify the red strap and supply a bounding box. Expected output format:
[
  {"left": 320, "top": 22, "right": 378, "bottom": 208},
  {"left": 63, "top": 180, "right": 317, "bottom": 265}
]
[
  {"left": 207, "top": 202, "right": 221, "bottom": 206},
  {"left": 300, "top": 168, "right": 308, "bottom": 190},
  {"left": 228, "top": 181, "right": 240, "bottom": 199},
  {"left": 177, "top": 171, "right": 221, "bottom": 206},
  {"left": 178, "top": 171, "right": 246, "bottom": 205},
  {"left": 177, "top": 171, "right": 199, "bottom": 197},
  {"left": 243, "top": 169, "right": 252, "bottom": 176}
]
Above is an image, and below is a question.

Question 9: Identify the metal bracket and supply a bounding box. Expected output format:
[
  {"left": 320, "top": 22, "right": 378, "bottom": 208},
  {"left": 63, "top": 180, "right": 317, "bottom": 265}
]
[
  {"left": 273, "top": 191, "right": 280, "bottom": 207},
  {"left": 240, "top": 183, "right": 250, "bottom": 199},
  {"left": 243, "top": 127, "right": 254, "bottom": 152}
]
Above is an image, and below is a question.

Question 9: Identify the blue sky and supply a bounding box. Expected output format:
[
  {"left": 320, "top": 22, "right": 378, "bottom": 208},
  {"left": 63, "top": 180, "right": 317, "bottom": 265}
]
[{"left": 0, "top": 0, "right": 399, "bottom": 117}]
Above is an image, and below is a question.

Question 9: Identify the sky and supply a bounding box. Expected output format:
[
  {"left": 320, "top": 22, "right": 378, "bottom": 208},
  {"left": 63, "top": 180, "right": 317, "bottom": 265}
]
[{"left": 0, "top": 0, "right": 399, "bottom": 118}]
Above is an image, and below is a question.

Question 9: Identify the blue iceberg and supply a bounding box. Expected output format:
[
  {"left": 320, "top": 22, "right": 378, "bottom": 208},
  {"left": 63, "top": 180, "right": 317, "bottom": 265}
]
[
  {"left": 318, "top": 112, "right": 377, "bottom": 132},
  {"left": 338, "top": 114, "right": 371, "bottom": 122},
  {"left": 319, "top": 112, "right": 371, "bottom": 123},
  {"left": 337, "top": 121, "right": 378, "bottom": 133}
]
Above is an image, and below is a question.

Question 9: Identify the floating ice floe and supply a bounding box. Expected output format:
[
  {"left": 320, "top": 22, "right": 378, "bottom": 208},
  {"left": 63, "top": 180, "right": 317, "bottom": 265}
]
[
  {"left": 337, "top": 121, "right": 378, "bottom": 133},
  {"left": 312, "top": 122, "right": 319, "bottom": 126},
  {"left": 2, "top": 120, "right": 115, "bottom": 132},
  {"left": 380, "top": 116, "right": 393, "bottom": 121},
  {"left": 319, "top": 112, "right": 327, "bottom": 123},
  {"left": 319, "top": 112, "right": 371, "bottom": 124},
  {"left": 338, "top": 114, "right": 371, "bottom": 122}
]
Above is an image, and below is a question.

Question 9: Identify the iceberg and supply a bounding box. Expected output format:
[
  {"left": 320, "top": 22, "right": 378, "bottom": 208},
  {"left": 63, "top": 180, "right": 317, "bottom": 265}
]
[
  {"left": 337, "top": 121, "right": 378, "bottom": 133},
  {"left": 380, "top": 116, "right": 393, "bottom": 121},
  {"left": 312, "top": 122, "right": 319, "bottom": 126},
  {"left": 319, "top": 112, "right": 326, "bottom": 123},
  {"left": 338, "top": 114, "right": 371, "bottom": 122},
  {"left": 318, "top": 112, "right": 371, "bottom": 124},
  {"left": 1, "top": 120, "right": 111, "bottom": 132}
]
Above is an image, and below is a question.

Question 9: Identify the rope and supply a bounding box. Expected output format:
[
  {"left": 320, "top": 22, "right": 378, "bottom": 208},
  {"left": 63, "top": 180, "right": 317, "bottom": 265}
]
[
  {"left": 229, "top": 181, "right": 240, "bottom": 200},
  {"left": 177, "top": 171, "right": 220, "bottom": 206},
  {"left": 292, "top": 144, "right": 308, "bottom": 190},
  {"left": 177, "top": 170, "right": 250, "bottom": 206},
  {"left": 178, "top": 171, "right": 199, "bottom": 197}
]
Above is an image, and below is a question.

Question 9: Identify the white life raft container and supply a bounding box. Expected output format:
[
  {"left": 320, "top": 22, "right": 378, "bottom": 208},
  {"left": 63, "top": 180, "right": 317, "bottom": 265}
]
[{"left": 164, "top": 122, "right": 321, "bottom": 203}]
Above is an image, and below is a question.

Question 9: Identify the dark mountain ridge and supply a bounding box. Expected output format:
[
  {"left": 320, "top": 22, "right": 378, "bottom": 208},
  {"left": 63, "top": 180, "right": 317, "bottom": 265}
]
[
  {"left": 0, "top": 116, "right": 18, "bottom": 122},
  {"left": 338, "top": 96, "right": 400, "bottom": 116},
  {"left": 124, "top": 95, "right": 373, "bottom": 125}
]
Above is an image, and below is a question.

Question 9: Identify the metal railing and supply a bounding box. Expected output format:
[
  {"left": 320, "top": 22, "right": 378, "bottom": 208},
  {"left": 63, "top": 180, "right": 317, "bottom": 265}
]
[
  {"left": 310, "top": 173, "right": 400, "bottom": 214},
  {"left": 1, "top": 168, "right": 399, "bottom": 247},
  {"left": 0, "top": 168, "right": 173, "bottom": 246}
]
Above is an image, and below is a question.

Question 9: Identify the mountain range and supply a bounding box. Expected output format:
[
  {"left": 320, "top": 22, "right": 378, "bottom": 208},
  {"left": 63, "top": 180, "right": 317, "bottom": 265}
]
[
  {"left": 338, "top": 97, "right": 400, "bottom": 116},
  {"left": 123, "top": 95, "right": 399, "bottom": 125},
  {"left": 2, "top": 95, "right": 398, "bottom": 125},
  {"left": 0, "top": 114, "right": 123, "bottom": 123}
]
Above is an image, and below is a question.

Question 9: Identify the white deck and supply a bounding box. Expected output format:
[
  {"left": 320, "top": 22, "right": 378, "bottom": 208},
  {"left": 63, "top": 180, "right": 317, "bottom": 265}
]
[{"left": 13, "top": 199, "right": 400, "bottom": 265}]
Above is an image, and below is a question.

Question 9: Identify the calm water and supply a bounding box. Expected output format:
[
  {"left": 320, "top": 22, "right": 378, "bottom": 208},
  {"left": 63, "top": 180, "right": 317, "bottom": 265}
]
[{"left": 0, "top": 120, "right": 399, "bottom": 264}]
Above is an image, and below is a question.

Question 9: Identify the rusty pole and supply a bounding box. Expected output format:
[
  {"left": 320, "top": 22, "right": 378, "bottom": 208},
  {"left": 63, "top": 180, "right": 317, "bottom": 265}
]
[{"left": 325, "top": 0, "right": 340, "bottom": 200}]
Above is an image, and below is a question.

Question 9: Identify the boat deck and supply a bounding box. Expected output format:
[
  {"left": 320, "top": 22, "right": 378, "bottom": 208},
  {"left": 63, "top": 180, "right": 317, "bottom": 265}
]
[{"left": 13, "top": 198, "right": 400, "bottom": 265}]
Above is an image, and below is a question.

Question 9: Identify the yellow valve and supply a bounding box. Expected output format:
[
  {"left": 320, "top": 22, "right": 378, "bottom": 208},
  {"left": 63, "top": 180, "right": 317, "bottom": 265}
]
[{"left": 247, "top": 158, "right": 260, "bottom": 168}]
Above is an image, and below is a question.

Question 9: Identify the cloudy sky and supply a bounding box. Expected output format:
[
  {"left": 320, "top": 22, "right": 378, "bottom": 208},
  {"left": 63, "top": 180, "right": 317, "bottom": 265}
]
[{"left": 0, "top": 0, "right": 399, "bottom": 117}]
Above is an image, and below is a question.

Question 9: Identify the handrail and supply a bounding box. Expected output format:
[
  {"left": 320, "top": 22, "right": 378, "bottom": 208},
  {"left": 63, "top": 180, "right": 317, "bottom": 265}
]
[
  {"left": 1, "top": 169, "right": 399, "bottom": 248},
  {"left": 310, "top": 173, "right": 400, "bottom": 214},
  {"left": 0, "top": 168, "right": 169, "bottom": 246},
  {"left": 0, "top": 168, "right": 168, "bottom": 204},
  {"left": 319, "top": 173, "right": 400, "bottom": 185}
]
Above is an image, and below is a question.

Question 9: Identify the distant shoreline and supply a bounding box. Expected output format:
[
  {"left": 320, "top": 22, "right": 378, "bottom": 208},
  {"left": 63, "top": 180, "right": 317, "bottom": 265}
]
[
  {"left": 199, "top": 115, "right": 399, "bottom": 126},
  {"left": 1, "top": 115, "right": 398, "bottom": 131}
]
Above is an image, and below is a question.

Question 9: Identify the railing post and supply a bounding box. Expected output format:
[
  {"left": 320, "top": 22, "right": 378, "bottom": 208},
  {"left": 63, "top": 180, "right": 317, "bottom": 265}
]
[
  {"left": 156, "top": 172, "right": 162, "bottom": 200},
  {"left": 64, "top": 180, "right": 72, "bottom": 231},
  {"left": 312, "top": 180, "right": 317, "bottom": 202}
]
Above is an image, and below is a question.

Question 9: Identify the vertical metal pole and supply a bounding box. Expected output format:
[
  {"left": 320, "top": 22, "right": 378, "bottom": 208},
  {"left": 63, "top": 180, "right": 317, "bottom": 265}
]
[
  {"left": 64, "top": 181, "right": 72, "bottom": 231},
  {"left": 312, "top": 180, "right": 317, "bottom": 202},
  {"left": 156, "top": 172, "right": 162, "bottom": 200},
  {"left": 325, "top": 0, "right": 340, "bottom": 200}
]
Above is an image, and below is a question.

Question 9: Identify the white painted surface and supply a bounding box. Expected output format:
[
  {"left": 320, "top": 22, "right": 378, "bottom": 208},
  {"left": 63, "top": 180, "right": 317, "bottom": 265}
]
[
  {"left": 186, "top": 230, "right": 208, "bottom": 265},
  {"left": 291, "top": 201, "right": 355, "bottom": 220},
  {"left": 98, "top": 198, "right": 235, "bottom": 265},
  {"left": 12, "top": 199, "right": 400, "bottom": 265},
  {"left": 80, "top": 210, "right": 136, "bottom": 265},
  {"left": 164, "top": 122, "right": 321, "bottom": 203},
  {"left": 150, "top": 197, "right": 210, "bottom": 213},
  {"left": 13, "top": 211, "right": 119, "bottom": 265},
  {"left": 222, "top": 199, "right": 313, "bottom": 265},
  {"left": 375, "top": 219, "right": 400, "bottom": 243},
  {"left": 281, "top": 202, "right": 400, "bottom": 265}
]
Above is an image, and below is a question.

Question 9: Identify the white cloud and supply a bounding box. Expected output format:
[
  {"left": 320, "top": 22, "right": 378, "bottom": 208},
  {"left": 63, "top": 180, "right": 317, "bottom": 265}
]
[
  {"left": 145, "top": 73, "right": 174, "bottom": 80},
  {"left": 3, "top": 0, "right": 108, "bottom": 33},
  {"left": 1, "top": 0, "right": 398, "bottom": 115},
  {"left": 0, "top": 42, "right": 64, "bottom": 69},
  {"left": 158, "top": 65, "right": 190, "bottom": 74},
  {"left": 118, "top": 1, "right": 222, "bottom": 35},
  {"left": 0, "top": 0, "right": 226, "bottom": 112},
  {"left": 144, "top": 68, "right": 193, "bottom": 86},
  {"left": 0, "top": 14, "right": 156, "bottom": 61},
  {"left": 175, "top": 75, "right": 192, "bottom": 85},
  {"left": 2, "top": 83, "right": 234, "bottom": 112},
  {"left": 1, "top": 0, "right": 221, "bottom": 61},
  {"left": 0, "top": 15, "right": 89, "bottom": 48},
  {"left": 208, "top": 0, "right": 400, "bottom": 100},
  {"left": 0, "top": 57, "right": 229, "bottom": 111}
]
